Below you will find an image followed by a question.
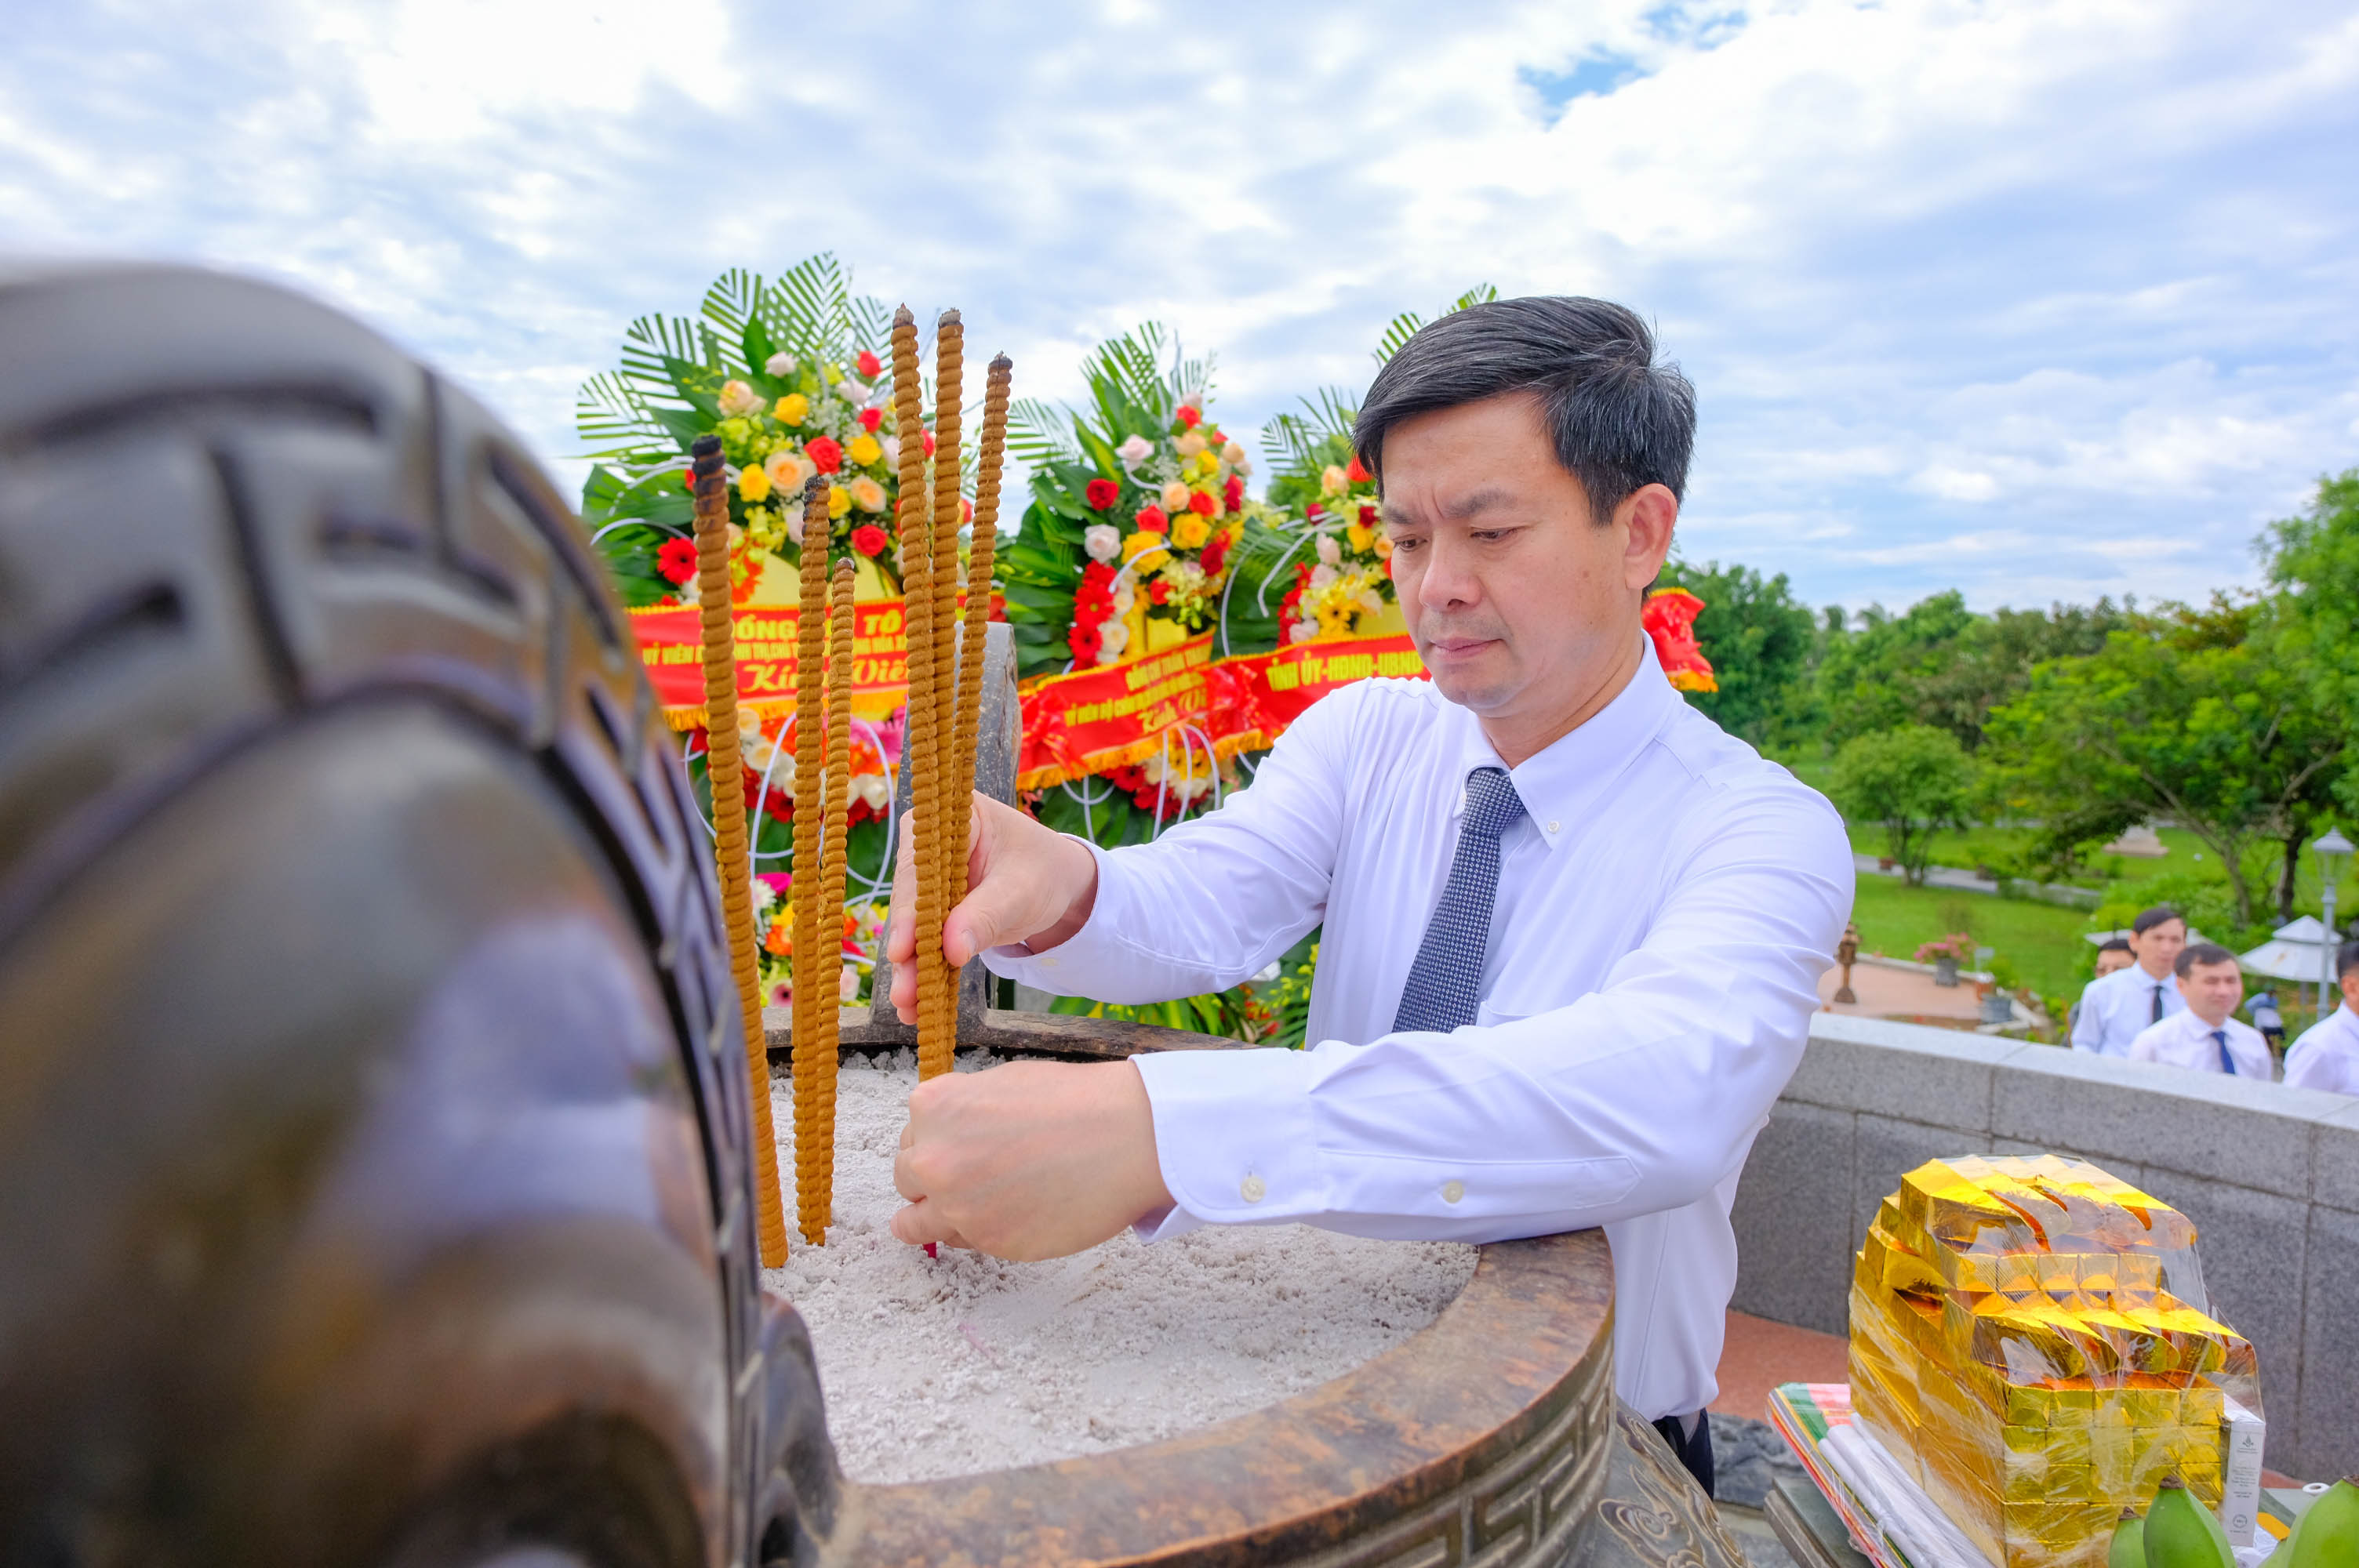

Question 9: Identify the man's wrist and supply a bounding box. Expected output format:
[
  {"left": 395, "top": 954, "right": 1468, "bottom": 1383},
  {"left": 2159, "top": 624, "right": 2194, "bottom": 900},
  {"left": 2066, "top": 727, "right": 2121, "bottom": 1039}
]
[{"left": 1020, "top": 833, "right": 1101, "bottom": 954}]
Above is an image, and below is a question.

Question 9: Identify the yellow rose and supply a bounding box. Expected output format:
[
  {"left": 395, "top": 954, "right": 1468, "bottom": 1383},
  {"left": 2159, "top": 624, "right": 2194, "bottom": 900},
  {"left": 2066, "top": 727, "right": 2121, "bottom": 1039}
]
[
  {"left": 1374, "top": 532, "right": 1394, "bottom": 557},
  {"left": 1321, "top": 464, "right": 1347, "bottom": 497},
  {"left": 765, "top": 450, "right": 809, "bottom": 495},
  {"left": 848, "top": 432, "right": 882, "bottom": 467},
  {"left": 1174, "top": 432, "right": 1208, "bottom": 459},
  {"left": 849, "top": 477, "right": 888, "bottom": 513},
  {"left": 1161, "top": 481, "right": 1191, "bottom": 514},
  {"left": 827, "top": 484, "right": 852, "bottom": 520},
  {"left": 739, "top": 463, "right": 772, "bottom": 503},
  {"left": 774, "top": 393, "right": 809, "bottom": 426},
  {"left": 1121, "top": 532, "right": 1170, "bottom": 572},
  {"left": 1172, "top": 513, "right": 1211, "bottom": 550},
  {"left": 1347, "top": 522, "right": 1373, "bottom": 554}
]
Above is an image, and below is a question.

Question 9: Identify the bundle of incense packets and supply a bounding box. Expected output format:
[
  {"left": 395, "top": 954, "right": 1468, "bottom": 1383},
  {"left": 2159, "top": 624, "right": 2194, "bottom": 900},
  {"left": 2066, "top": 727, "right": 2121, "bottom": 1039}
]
[{"left": 786, "top": 312, "right": 1008, "bottom": 1243}]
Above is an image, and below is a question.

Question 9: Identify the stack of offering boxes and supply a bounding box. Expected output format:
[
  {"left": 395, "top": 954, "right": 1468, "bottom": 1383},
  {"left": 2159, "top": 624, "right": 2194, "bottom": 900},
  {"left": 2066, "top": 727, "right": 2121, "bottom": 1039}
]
[{"left": 1849, "top": 1156, "right": 2263, "bottom": 1568}]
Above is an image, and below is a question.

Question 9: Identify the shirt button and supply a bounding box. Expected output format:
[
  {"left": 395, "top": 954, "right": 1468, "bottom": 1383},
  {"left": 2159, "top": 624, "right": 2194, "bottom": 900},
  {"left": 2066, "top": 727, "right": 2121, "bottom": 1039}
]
[
  {"left": 1241, "top": 1174, "right": 1267, "bottom": 1203},
  {"left": 1442, "top": 1180, "right": 1466, "bottom": 1204},
  {"left": 1546, "top": 821, "right": 1559, "bottom": 834}
]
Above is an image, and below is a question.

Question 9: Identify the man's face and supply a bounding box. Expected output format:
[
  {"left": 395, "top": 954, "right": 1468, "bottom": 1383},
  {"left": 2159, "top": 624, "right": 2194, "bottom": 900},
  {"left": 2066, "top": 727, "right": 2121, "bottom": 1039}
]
[
  {"left": 2339, "top": 969, "right": 2359, "bottom": 1014},
  {"left": 2177, "top": 959, "right": 2243, "bottom": 1027},
  {"left": 2132, "top": 918, "right": 2186, "bottom": 976},
  {"left": 1379, "top": 392, "right": 1675, "bottom": 725},
  {"left": 2095, "top": 947, "right": 2134, "bottom": 979}
]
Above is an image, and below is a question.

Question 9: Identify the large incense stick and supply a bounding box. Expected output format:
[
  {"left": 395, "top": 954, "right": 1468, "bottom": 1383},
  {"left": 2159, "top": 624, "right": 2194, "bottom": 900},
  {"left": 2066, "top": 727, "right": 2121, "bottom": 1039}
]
[
  {"left": 888, "top": 307, "right": 952, "bottom": 1080},
  {"left": 690, "top": 433, "right": 790, "bottom": 1269},
  {"left": 818, "top": 557, "right": 857, "bottom": 1230},
  {"left": 921, "top": 311, "right": 965, "bottom": 1074},
  {"left": 950, "top": 353, "right": 1012, "bottom": 912},
  {"left": 790, "top": 476, "right": 831, "bottom": 1246}
]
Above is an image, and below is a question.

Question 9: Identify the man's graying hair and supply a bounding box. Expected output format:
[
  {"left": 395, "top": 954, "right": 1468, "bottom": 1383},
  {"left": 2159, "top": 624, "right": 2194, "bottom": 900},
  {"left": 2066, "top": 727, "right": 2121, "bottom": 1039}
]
[{"left": 1353, "top": 297, "right": 1696, "bottom": 525}]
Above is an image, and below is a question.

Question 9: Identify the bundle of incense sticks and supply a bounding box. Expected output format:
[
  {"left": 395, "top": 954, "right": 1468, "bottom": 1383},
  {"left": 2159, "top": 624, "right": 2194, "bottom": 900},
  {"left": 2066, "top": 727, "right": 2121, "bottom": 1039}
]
[
  {"left": 689, "top": 434, "right": 791, "bottom": 1269},
  {"left": 888, "top": 308, "right": 1011, "bottom": 1080}
]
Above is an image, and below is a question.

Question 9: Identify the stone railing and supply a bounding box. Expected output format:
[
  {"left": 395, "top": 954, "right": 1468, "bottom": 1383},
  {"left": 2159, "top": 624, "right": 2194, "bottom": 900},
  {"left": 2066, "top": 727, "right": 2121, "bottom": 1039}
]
[{"left": 1730, "top": 1013, "right": 2359, "bottom": 1481}]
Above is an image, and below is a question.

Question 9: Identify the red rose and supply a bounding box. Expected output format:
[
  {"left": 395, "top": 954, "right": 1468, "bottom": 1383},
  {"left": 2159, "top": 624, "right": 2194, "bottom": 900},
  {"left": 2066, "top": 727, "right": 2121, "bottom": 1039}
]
[
  {"left": 1203, "top": 427, "right": 1223, "bottom": 446},
  {"left": 921, "top": 430, "right": 936, "bottom": 457},
  {"left": 1135, "top": 505, "right": 1167, "bottom": 532},
  {"left": 856, "top": 350, "right": 883, "bottom": 379},
  {"left": 1359, "top": 503, "right": 1377, "bottom": 526},
  {"left": 681, "top": 468, "right": 696, "bottom": 492},
  {"left": 1345, "top": 456, "right": 1371, "bottom": 484},
  {"left": 1175, "top": 405, "right": 1201, "bottom": 430},
  {"left": 1085, "top": 477, "right": 1120, "bottom": 510},
  {"left": 656, "top": 536, "right": 700, "bottom": 584},
  {"left": 1383, "top": 552, "right": 1395, "bottom": 579},
  {"left": 1304, "top": 502, "right": 1325, "bottom": 520},
  {"left": 850, "top": 524, "right": 889, "bottom": 557},
  {"left": 1200, "top": 537, "right": 1228, "bottom": 575},
  {"left": 961, "top": 497, "right": 974, "bottom": 524},
  {"left": 1187, "top": 489, "right": 1216, "bottom": 517},
  {"left": 1148, "top": 579, "right": 1171, "bottom": 605},
  {"left": 860, "top": 407, "right": 883, "bottom": 433},
  {"left": 1223, "top": 474, "right": 1245, "bottom": 512},
  {"left": 805, "top": 437, "right": 843, "bottom": 474}
]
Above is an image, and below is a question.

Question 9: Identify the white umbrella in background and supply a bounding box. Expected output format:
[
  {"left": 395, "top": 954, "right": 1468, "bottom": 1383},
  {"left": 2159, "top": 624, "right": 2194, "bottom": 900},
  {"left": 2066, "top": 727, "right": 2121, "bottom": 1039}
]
[{"left": 2238, "top": 916, "right": 2330, "bottom": 982}]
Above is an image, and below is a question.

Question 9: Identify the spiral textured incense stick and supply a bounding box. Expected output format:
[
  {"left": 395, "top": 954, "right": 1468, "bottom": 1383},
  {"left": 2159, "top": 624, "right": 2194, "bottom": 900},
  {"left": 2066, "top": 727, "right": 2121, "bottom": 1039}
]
[
  {"left": 790, "top": 477, "right": 831, "bottom": 1245},
  {"left": 690, "top": 434, "right": 791, "bottom": 1269},
  {"left": 817, "top": 557, "right": 857, "bottom": 1230},
  {"left": 949, "top": 352, "right": 1011, "bottom": 911},
  {"left": 920, "top": 310, "right": 965, "bottom": 1072},
  {"left": 888, "top": 307, "right": 953, "bottom": 1080}
]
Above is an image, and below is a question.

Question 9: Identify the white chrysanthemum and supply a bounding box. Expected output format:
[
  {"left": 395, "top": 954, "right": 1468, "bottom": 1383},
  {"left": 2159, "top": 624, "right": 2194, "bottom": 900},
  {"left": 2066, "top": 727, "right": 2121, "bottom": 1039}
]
[
  {"left": 1308, "top": 563, "right": 1339, "bottom": 592},
  {"left": 751, "top": 879, "right": 779, "bottom": 913},
  {"left": 1289, "top": 619, "right": 1320, "bottom": 644},
  {"left": 765, "top": 350, "right": 798, "bottom": 376},
  {"left": 1113, "top": 583, "right": 1136, "bottom": 615},
  {"left": 1096, "top": 619, "right": 1131, "bottom": 662},
  {"left": 880, "top": 435, "right": 900, "bottom": 468},
  {"left": 836, "top": 377, "right": 868, "bottom": 403},
  {"left": 1084, "top": 524, "right": 1121, "bottom": 563},
  {"left": 854, "top": 775, "right": 890, "bottom": 811},
  {"left": 1315, "top": 533, "right": 1342, "bottom": 566}
]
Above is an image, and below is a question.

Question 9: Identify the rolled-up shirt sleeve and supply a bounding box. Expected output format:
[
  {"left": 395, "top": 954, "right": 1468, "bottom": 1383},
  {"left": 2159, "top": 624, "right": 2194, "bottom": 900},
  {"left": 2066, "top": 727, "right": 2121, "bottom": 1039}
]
[{"left": 1129, "top": 781, "right": 1853, "bottom": 1245}]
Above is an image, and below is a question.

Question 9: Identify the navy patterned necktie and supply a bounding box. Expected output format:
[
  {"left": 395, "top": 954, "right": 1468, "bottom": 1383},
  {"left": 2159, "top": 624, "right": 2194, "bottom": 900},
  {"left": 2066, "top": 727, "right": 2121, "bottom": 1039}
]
[
  {"left": 2213, "top": 1029, "right": 2234, "bottom": 1075},
  {"left": 1392, "top": 767, "right": 1528, "bottom": 1033},
  {"left": 2151, "top": 982, "right": 2166, "bottom": 1023}
]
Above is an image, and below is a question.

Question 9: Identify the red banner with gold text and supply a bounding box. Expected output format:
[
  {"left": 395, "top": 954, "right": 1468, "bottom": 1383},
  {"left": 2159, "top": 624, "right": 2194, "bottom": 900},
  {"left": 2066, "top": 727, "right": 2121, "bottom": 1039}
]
[
  {"left": 627, "top": 600, "right": 912, "bottom": 729},
  {"left": 1203, "top": 633, "right": 1427, "bottom": 756},
  {"left": 1016, "top": 633, "right": 1222, "bottom": 789}
]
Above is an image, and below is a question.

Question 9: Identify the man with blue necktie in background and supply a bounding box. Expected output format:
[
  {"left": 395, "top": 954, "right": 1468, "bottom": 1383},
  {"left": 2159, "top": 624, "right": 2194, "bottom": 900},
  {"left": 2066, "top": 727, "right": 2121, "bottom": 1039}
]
[{"left": 2126, "top": 942, "right": 2270, "bottom": 1079}]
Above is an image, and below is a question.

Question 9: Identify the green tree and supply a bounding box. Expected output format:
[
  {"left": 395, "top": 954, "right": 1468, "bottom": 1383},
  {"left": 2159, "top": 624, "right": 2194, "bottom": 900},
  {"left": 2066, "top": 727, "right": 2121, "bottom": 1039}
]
[
  {"left": 1983, "top": 599, "right": 2346, "bottom": 927},
  {"left": 1654, "top": 558, "right": 1816, "bottom": 744},
  {"left": 1829, "top": 724, "right": 1976, "bottom": 886},
  {"left": 2264, "top": 466, "right": 2359, "bottom": 813},
  {"left": 1811, "top": 592, "right": 2128, "bottom": 753}
]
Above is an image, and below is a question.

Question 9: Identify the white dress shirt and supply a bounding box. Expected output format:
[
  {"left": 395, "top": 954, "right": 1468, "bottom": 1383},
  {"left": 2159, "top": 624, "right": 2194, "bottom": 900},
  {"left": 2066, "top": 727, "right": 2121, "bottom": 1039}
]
[
  {"left": 2126, "top": 1008, "right": 2272, "bottom": 1079},
  {"left": 985, "top": 639, "right": 1856, "bottom": 1421},
  {"left": 2070, "top": 962, "right": 2186, "bottom": 1057},
  {"left": 2284, "top": 1004, "right": 2359, "bottom": 1094}
]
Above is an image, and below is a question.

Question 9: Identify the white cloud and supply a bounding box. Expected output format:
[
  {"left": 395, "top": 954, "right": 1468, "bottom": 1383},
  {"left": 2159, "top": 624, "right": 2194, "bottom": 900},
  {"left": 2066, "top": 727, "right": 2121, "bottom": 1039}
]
[{"left": 0, "top": 0, "right": 2351, "bottom": 618}]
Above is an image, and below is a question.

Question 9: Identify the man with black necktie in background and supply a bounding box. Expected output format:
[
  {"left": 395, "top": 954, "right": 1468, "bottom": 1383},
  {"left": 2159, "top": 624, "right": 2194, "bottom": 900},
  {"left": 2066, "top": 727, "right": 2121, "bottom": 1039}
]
[{"left": 2070, "top": 905, "right": 2186, "bottom": 1056}]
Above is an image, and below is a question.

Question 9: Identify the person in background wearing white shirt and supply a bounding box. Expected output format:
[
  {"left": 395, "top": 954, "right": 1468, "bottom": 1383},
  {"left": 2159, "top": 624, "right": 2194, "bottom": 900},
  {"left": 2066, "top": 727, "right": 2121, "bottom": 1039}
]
[
  {"left": 2126, "top": 943, "right": 2271, "bottom": 1079},
  {"left": 878, "top": 296, "right": 1856, "bottom": 1498},
  {"left": 2064, "top": 938, "right": 2134, "bottom": 1037},
  {"left": 2284, "top": 936, "right": 2359, "bottom": 1094},
  {"left": 2070, "top": 906, "right": 2187, "bottom": 1056}
]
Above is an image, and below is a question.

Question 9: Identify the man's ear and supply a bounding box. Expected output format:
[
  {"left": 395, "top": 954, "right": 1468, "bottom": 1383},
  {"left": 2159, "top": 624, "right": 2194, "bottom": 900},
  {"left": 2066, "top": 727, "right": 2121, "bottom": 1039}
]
[{"left": 1618, "top": 483, "right": 1680, "bottom": 593}]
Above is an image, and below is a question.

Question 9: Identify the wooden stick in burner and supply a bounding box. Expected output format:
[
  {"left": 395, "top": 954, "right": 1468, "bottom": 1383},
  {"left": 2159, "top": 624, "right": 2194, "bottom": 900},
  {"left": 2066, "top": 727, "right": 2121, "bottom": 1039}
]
[
  {"left": 790, "top": 476, "right": 831, "bottom": 1246},
  {"left": 949, "top": 353, "right": 1011, "bottom": 912},
  {"left": 690, "top": 433, "right": 790, "bottom": 1269},
  {"left": 817, "top": 557, "right": 857, "bottom": 1231}
]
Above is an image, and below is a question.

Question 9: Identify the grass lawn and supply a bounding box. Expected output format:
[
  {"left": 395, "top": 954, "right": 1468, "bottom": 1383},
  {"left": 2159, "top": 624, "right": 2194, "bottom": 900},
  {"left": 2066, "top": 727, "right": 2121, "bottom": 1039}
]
[{"left": 1845, "top": 875, "right": 2095, "bottom": 1005}]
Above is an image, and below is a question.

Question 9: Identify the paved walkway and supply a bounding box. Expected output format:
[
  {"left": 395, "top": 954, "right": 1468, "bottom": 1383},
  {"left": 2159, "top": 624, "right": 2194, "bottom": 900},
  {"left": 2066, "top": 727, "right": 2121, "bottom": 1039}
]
[
  {"left": 1815, "top": 958, "right": 1990, "bottom": 1024},
  {"left": 1850, "top": 852, "right": 2098, "bottom": 909}
]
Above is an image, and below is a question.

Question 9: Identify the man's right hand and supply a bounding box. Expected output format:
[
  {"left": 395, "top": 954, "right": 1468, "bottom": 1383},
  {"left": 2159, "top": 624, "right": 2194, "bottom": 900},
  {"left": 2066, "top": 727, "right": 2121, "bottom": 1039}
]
[{"left": 883, "top": 793, "right": 1099, "bottom": 1024}]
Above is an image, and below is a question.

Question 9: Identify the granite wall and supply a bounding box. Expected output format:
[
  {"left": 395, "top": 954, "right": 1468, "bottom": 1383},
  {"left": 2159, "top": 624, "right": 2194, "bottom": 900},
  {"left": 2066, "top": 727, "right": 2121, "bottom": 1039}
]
[{"left": 1731, "top": 1013, "right": 2359, "bottom": 1483}]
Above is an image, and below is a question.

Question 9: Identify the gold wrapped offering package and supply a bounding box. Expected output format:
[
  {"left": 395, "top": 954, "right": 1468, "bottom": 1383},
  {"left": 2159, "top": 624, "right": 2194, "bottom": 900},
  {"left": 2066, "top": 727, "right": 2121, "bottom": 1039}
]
[{"left": 1848, "top": 1156, "right": 2263, "bottom": 1568}]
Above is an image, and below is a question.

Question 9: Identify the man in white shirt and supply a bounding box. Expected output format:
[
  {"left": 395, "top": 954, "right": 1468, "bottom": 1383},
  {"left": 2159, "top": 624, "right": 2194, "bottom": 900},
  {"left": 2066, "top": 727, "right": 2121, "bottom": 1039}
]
[
  {"left": 2284, "top": 936, "right": 2359, "bottom": 1094},
  {"left": 2064, "top": 938, "right": 2133, "bottom": 1037},
  {"left": 2070, "top": 906, "right": 2187, "bottom": 1056},
  {"left": 2126, "top": 943, "right": 2271, "bottom": 1079},
  {"left": 881, "top": 297, "right": 1856, "bottom": 1497}
]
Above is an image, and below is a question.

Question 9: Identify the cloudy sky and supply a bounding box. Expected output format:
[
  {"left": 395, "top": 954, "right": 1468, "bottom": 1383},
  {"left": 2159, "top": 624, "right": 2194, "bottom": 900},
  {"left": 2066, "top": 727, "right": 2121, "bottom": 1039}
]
[{"left": 5, "top": 0, "right": 2354, "bottom": 615}]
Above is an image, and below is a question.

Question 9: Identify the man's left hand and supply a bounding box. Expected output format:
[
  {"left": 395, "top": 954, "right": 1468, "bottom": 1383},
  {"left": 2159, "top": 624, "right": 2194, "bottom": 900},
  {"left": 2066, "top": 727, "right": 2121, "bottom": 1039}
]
[{"left": 891, "top": 1059, "right": 1173, "bottom": 1261}]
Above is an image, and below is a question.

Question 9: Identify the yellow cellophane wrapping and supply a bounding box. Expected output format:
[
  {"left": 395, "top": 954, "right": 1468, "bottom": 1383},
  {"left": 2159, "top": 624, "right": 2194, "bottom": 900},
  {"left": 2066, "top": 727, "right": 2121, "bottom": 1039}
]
[{"left": 1847, "top": 1156, "right": 2260, "bottom": 1568}]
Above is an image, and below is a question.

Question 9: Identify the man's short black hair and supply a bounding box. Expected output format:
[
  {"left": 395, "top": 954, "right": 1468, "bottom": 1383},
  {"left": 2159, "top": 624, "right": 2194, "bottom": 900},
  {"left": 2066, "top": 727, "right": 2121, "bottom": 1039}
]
[
  {"left": 2175, "top": 942, "right": 2237, "bottom": 978},
  {"left": 2132, "top": 906, "right": 2184, "bottom": 936},
  {"left": 2338, "top": 936, "right": 2359, "bottom": 982},
  {"left": 1352, "top": 297, "right": 1696, "bottom": 525},
  {"left": 2099, "top": 938, "right": 2132, "bottom": 954}
]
